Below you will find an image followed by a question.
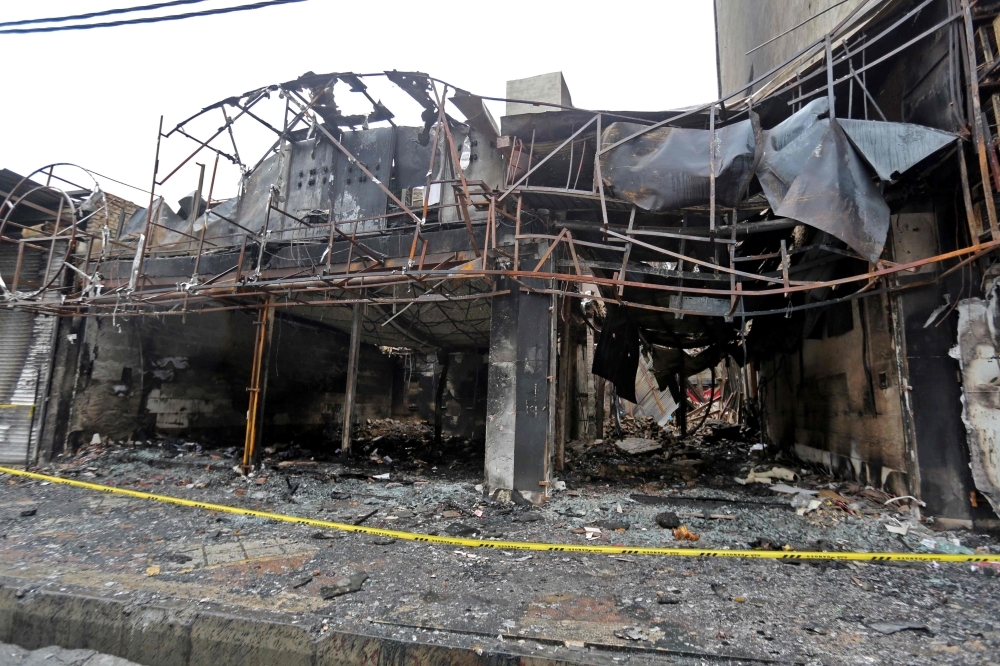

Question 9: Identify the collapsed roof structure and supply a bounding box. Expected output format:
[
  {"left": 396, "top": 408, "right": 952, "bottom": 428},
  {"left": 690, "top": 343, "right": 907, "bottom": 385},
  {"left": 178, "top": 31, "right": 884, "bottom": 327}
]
[{"left": 1, "top": 0, "right": 998, "bottom": 527}]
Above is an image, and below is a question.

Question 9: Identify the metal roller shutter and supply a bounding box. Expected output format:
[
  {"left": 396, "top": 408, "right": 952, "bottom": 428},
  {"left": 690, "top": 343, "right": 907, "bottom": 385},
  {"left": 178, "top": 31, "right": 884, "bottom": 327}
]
[{"left": 0, "top": 242, "right": 61, "bottom": 464}]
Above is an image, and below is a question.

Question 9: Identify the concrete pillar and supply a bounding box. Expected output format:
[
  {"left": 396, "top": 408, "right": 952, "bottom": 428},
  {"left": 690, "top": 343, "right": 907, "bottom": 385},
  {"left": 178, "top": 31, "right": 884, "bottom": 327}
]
[{"left": 484, "top": 276, "right": 554, "bottom": 502}]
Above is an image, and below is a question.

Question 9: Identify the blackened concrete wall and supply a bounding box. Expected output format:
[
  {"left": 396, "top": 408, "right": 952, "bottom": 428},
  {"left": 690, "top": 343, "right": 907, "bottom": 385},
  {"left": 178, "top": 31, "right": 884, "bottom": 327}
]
[
  {"left": 64, "top": 310, "right": 396, "bottom": 450},
  {"left": 759, "top": 293, "right": 910, "bottom": 497}
]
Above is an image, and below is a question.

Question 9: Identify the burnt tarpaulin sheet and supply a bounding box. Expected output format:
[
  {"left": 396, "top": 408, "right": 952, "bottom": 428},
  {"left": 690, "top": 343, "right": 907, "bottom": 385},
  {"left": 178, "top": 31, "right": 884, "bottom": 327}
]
[
  {"left": 599, "top": 119, "right": 757, "bottom": 211},
  {"left": 757, "top": 99, "right": 954, "bottom": 263},
  {"left": 838, "top": 119, "right": 956, "bottom": 182},
  {"left": 592, "top": 304, "right": 640, "bottom": 403},
  {"left": 773, "top": 119, "right": 889, "bottom": 265},
  {"left": 649, "top": 344, "right": 724, "bottom": 389},
  {"left": 757, "top": 99, "right": 831, "bottom": 206}
]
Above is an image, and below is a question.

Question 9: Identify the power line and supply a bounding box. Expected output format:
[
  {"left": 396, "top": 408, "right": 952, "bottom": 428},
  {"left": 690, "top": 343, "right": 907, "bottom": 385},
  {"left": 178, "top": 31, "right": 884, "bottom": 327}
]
[
  {"left": 0, "top": 0, "right": 307, "bottom": 35},
  {"left": 0, "top": 0, "right": 211, "bottom": 28}
]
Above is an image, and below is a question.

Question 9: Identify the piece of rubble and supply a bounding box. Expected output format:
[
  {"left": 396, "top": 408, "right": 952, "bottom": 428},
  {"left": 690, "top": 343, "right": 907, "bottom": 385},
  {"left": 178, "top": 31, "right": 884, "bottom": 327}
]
[
  {"left": 791, "top": 493, "right": 821, "bottom": 515},
  {"left": 737, "top": 466, "right": 799, "bottom": 485},
  {"left": 311, "top": 531, "right": 341, "bottom": 540},
  {"left": 655, "top": 511, "right": 681, "bottom": 528},
  {"left": 320, "top": 572, "right": 368, "bottom": 599},
  {"left": 614, "top": 626, "right": 649, "bottom": 641},
  {"left": 769, "top": 484, "right": 817, "bottom": 495},
  {"left": 445, "top": 523, "right": 479, "bottom": 537},
  {"left": 513, "top": 513, "right": 543, "bottom": 523},
  {"left": 615, "top": 438, "right": 662, "bottom": 455},
  {"left": 851, "top": 576, "right": 874, "bottom": 591},
  {"left": 866, "top": 621, "right": 931, "bottom": 635}
]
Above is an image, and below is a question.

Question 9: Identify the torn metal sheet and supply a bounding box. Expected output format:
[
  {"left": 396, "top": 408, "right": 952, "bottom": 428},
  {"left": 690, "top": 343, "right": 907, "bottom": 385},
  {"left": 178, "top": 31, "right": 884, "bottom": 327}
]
[
  {"left": 599, "top": 119, "right": 758, "bottom": 211},
  {"left": 949, "top": 298, "right": 1000, "bottom": 515},
  {"left": 119, "top": 197, "right": 189, "bottom": 249},
  {"left": 449, "top": 92, "right": 500, "bottom": 140},
  {"left": 633, "top": 353, "right": 678, "bottom": 427},
  {"left": 772, "top": 120, "right": 890, "bottom": 264},
  {"left": 839, "top": 119, "right": 956, "bottom": 182},
  {"left": 192, "top": 197, "right": 240, "bottom": 247}
]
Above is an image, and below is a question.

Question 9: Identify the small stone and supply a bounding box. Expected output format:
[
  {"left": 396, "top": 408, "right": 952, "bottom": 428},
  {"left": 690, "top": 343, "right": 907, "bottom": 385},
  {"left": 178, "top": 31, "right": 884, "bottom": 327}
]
[
  {"left": 320, "top": 572, "right": 368, "bottom": 599},
  {"left": 851, "top": 576, "right": 874, "bottom": 592},
  {"left": 445, "top": 523, "right": 479, "bottom": 537},
  {"left": 655, "top": 512, "right": 680, "bottom": 529},
  {"left": 513, "top": 513, "right": 543, "bottom": 523},
  {"left": 19, "top": 508, "right": 37, "bottom": 517}
]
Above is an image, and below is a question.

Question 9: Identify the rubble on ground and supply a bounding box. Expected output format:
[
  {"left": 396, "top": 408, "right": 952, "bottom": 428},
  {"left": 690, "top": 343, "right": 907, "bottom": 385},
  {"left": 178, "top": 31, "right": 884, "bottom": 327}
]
[{"left": 2, "top": 418, "right": 998, "bottom": 665}]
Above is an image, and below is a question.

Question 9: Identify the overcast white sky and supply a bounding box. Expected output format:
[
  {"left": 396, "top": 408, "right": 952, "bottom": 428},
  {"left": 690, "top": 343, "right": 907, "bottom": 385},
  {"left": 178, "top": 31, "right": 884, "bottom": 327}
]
[{"left": 0, "top": 0, "right": 717, "bottom": 207}]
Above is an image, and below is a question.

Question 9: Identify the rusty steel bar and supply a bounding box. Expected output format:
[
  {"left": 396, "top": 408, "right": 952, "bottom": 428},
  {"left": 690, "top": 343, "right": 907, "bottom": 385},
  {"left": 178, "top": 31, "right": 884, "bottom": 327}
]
[
  {"left": 498, "top": 116, "right": 597, "bottom": 202},
  {"left": 595, "top": 114, "right": 610, "bottom": 238},
  {"left": 135, "top": 116, "right": 164, "bottom": 291},
  {"left": 435, "top": 90, "right": 482, "bottom": 257},
  {"left": 159, "top": 93, "right": 265, "bottom": 186},
  {"left": 786, "top": 10, "right": 963, "bottom": 107},
  {"left": 957, "top": 140, "right": 981, "bottom": 243},
  {"left": 10, "top": 241, "right": 24, "bottom": 293},
  {"left": 962, "top": 0, "right": 999, "bottom": 236},
  {"left": 242, "top": 297, "right": 273, "bottom": 473},
  {"left": 71, "top": 235, "right": 1000, "bottom": 316},
  {"left": 618, "top": 205, "right": 636, "bottom": 297},
  {"left": 532, "top": 228, "right": 567, "bottom": 273}
]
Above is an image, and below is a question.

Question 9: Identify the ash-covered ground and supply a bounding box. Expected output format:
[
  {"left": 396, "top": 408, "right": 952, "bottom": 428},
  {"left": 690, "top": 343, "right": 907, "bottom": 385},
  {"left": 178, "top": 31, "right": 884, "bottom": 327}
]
[{"left": 2, "top": 418, "right": 998, "bottom": 665}]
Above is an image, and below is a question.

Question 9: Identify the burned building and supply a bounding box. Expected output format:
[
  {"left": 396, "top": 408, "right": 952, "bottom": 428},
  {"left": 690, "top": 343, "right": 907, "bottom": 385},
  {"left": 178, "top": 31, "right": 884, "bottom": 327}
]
[{"left": 1, "top": 0, "right": 998, "bottom": 529}]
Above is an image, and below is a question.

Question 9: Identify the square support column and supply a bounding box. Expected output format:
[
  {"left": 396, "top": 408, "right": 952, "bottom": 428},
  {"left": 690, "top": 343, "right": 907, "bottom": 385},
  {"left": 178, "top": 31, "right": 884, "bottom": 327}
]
[{"left": 484, "top": 276, "right": 554, "bottom": 502}]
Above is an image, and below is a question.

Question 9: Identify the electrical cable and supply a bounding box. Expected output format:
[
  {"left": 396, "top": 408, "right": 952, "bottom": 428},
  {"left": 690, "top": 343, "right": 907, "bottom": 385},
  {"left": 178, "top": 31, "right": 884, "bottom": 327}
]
[
  {"left": 0, "top": 0, "right": 307, "bottom": 35},
  {"left": 0, "top": 0, "right": 211, "bottom": 28}
]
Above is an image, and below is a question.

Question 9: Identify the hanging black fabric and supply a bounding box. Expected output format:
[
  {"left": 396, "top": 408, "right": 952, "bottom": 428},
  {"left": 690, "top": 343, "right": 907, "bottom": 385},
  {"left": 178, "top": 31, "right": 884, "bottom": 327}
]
[{"left": 592, "top": 304, "right": 640, "bottom": 403}]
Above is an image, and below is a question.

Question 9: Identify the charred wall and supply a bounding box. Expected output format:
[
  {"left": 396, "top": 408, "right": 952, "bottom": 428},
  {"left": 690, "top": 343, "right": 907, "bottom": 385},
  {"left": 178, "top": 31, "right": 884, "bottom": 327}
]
[
  {"left": 759, "top": 292, "right": 910, "bottom": 497},
  {"left": 714, "top": 0, "right": 869, "bottom": 97},
  {"left": 414, "top": 352, "right": 489, "bottom": 441},
  {"left": 64, "top": 310, "right": 397, "bottom": 451}
]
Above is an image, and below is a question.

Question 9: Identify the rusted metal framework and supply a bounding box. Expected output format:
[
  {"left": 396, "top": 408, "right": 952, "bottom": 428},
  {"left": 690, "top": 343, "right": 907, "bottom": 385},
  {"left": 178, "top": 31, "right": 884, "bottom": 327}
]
[
  {"left": 3, "top": 0, "right": 999, "bottom": 470},
  {"left": 1, "top": 0, "right": 995, "bottom": 327}
]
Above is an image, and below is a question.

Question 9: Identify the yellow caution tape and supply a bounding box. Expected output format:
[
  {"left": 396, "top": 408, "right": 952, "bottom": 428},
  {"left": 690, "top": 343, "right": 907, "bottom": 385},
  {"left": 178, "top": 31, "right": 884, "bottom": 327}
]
[{"left": 2, "top": 465, "right": 998, "bottom": 563}]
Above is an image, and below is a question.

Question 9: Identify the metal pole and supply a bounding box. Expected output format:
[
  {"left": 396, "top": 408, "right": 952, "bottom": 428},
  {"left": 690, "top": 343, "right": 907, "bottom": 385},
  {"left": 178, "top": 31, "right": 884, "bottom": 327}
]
[
  {"left": 341, "top": 302, "right": 362, "bottom": 454},
  {"left": 709, "top": 104, "right": 716, "bottom": 233},
  {"left": 826, "top": 34, "right": 836, "bottom": 118},
  {"left": 135, "top": 116, "right": 163, "bottom": 291},
  {"left": 242, "top": 297, "right": 273, "bottom": 473}
]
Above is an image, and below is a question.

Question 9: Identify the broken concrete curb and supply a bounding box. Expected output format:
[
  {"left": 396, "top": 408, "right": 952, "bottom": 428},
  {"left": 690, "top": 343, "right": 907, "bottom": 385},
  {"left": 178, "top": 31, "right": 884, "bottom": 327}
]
[{"left": 0, "top": 576, "right": 580, "bottom": 666}]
